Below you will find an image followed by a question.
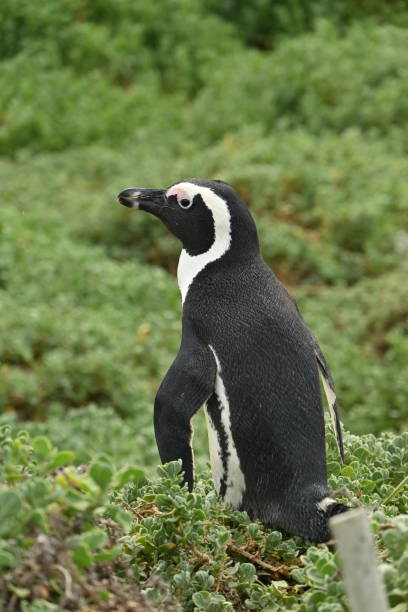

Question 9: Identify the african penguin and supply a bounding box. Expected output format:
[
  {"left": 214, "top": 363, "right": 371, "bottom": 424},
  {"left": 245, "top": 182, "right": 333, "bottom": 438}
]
[{"left": 117, "top": 179, "right": 349, "bottom": 542}]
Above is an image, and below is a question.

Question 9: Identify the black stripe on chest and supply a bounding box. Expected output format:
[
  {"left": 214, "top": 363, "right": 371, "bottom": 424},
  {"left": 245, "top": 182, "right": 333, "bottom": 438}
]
[{"left": 206, "top": 391, "right": 229, "bottom": 499}]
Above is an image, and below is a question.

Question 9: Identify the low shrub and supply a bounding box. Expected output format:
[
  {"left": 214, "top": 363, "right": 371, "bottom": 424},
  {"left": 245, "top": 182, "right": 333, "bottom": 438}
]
[
  {"left": 204, "top": 0, "right": 408, "bottom": 48},
  {"left": 0, "top": 426, "right": 406, "bottom": 610},
  {"left": 0, "top": 0, "right": 239, "bottom": 90},
  {"left": 299, "top": 270, "right": 408, "bottom": 435},
  {"left": 0, "top": 198, "right": 180, "bottom": 419},
  {"left": 0, "top": 55, "right": 184, "bottom": 154},
  {"left": 1, "top": 144, "right": 406, "bottom": 434},
  {"left": 188, "top": 23, "right": 408, "bottom": 147}
]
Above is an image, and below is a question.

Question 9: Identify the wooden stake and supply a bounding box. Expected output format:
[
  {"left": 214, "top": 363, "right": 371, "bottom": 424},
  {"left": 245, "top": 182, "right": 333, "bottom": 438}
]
[{"left": 329, "top": 508, "right": 389, "bottom": 612}]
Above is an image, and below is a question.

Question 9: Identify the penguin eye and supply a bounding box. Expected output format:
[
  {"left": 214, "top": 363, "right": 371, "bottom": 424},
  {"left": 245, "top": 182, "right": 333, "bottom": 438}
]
[
  {"left": 166, "top": 186, "right": 193, "bottom": 210},
  {"left": 178, "top": 198, "right": 193, "bottom": 210}
]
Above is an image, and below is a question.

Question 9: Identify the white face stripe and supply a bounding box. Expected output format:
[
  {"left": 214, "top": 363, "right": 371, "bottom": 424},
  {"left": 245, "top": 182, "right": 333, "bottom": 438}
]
[
  {"left": 175, "top": 183, "right": 231, "bottom": 304},
  {"left": 208, "top": 346, "right": 246, "bottom": 508}
]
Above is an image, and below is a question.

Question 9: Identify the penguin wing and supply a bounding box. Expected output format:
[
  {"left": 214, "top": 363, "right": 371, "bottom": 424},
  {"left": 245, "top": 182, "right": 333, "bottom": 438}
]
[
  {"left": 154, "top": 318, "right": 217, "bottom": 490},
  {"left": 280, "top": 283, "right": 345, "bottom": 461}
]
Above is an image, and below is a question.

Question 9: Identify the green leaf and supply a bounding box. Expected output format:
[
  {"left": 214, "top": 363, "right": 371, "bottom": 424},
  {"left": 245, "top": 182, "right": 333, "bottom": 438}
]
[
  {"left": 192, "top": 590, "right": 232, "bottom": 611},
  {"left": 93, "top": 546, "right": 122, "bottom": 563},
  {"left": 320, "top": 560, "right": 337, "bottom": 575},
  {"left": 192, "top": 591, "right": 211, "bottom": 608},
  {"left": 97, "top": 589, "right": 110, "bottom": 602},
  {"left": 237, "top": 563, "right": 257, "bottom": 584},
  {"left": 115, "top": 466, "right": 146, "bottom": 489},
  {"left": 8, "top": 584, "right": 30, "bottom": 598},
  {"left": 361, "top": 479, "right": 376, "bottom": 493},
  {"left": 106, "top": 504, "right": 133, "bottom": 530},
  {"left": 89, "top": 461, "right": 113, "bottom": 489},
  {"left": 26, "top": 601, "right": 58, "bottom": 611},
  {"left": 157, "top": 460, "right": 182, "bottom": 479},
  {"left": 327, "top": 461, "right": 341, "bottom": 476},
  {"left": 48, "top": 450, "right": 75, "bottom": 470},
  {"left": 192, "top": 508, "right": 206, "bottom": 521},
  {"left": 28, "top": 508, "right": 49, "bottom": 532},
  {"left": 80, "top": 529, "right": 107, "bottom": 550},
  {"left": 390, "top": 604, "right": 408, "bottom": 612},
  {"left": 382, "top": 476, "right": 408, "bottom": 505},
  {"left": 382, "top": 528, "right": 408, "bottom": 561},
  {"left": 143, "top": 494, "right": 156, "bottom": 502},
  {"left": 64, "top": 490, "right": 90, "bottom": 511},
  {"left": 27, "top": 479, "right": 50, "bottom": 504},
  {"left": 72, "top": 542, "right": 93, "bottom": 569},
  {"left": 195, "top": 571, "right": 215, "bottom": 590},
  {"left": 32, "top": 436, "right": 53, "bottom": 459},
  {"left": 308, "top": 591, "right": 327, "bottom": 604},
  {"left": 0, "top": 549, "right": 16, "bottom": 567},
  {"left": 173, "top": 571, "right": 191, "bottom": 590},
  {"left": 247, "top": 523, "right": 260, "bottom": 539},
  {"left": 95, "top": 454, "right": 112, "bottom": 465},
  {"left": 341, "top": 465, "right": 355, "bottom": 479},
  {"left": 0, "top": 490, "right": 21, "bottom": 522}
]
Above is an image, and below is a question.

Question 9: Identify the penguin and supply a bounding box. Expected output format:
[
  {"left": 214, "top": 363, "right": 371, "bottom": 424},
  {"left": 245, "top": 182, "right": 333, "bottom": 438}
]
[{"left": 117, "top": 179, "right": 349, "bottom": 542}]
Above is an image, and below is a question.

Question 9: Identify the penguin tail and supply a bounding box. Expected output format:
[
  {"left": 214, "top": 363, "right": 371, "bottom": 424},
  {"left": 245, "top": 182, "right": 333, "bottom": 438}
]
[
  {"left": 313, "top": 498, "right": 350, "bottom": 543},
  {"left": 324, "top": 501, "right": 350, "bottom": 520}
]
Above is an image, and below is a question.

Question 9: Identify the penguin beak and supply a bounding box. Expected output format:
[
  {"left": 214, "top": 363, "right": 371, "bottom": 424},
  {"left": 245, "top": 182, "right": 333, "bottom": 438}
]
[{"left": 117, "top": 188, "right": 166, "bottom": 214}]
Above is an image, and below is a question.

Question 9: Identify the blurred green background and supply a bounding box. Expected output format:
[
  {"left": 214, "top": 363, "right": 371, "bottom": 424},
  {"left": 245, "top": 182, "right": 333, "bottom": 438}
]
[{"left": 0, "top": 0, "right": 407, "bottom": 470}]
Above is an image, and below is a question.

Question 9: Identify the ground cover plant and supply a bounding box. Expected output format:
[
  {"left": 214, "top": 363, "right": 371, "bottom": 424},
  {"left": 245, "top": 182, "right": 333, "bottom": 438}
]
[
  {"left": 0, "top": 426, "right": 407, "bottom": 611},
  {"left": 0, "top": 0, "right": 407, "bottom": 609}
]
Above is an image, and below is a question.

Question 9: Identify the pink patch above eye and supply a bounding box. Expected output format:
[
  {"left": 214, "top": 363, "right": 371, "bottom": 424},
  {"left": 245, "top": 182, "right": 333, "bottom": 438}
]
[{"left": 166, "top": 186, "right": 190, "bottom": 204}]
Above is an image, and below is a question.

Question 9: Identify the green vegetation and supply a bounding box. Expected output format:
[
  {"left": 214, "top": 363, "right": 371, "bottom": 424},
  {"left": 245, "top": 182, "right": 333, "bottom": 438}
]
[
  {"left": 0, "top": 0, "right": 407, "bottom": 609},
  {"left": 0, "top": 426, "right": 407, "bottom": 611}
]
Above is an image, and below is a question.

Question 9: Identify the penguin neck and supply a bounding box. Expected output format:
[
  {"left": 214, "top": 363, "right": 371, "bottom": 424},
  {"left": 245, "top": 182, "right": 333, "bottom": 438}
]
[
  {"left": 177, "top": 221, "right": 260, "bottom": 304},
  {"left": 177, "top": 237, "right": 231, "bottom": 305}
]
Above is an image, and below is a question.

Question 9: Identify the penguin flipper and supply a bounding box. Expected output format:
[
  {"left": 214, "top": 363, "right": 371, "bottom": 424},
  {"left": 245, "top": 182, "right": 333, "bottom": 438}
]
[
  {"left": 284, "top": 287, "right": 345, "bottom": 462},
  {"left": 154, "top": 323, "right": 217, "bottom": 491},
  {"left": 312, "top": 340, "right": 345, "bottom": 463}
]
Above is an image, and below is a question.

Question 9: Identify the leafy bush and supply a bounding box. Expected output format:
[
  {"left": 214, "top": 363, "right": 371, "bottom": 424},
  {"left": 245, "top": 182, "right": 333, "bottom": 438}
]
[
  {"left": 0, "top": 226, "right": 180, "bottom": 419},
  {"left": 188, "top": 22, "right": 408, "bottom": 146},
  {"left": 4, "top": 10, "right": 408, "bottom": 156},
  {"left": 0, "top": 54, "right": 184, "bottom": 154},
  {"left": 177, "top": 129, "right": 408, "bottom": 285},
  {"left": 0, "top": 425, "right": 157, "bottom": 611},
  {"left": 0, "top": 0, "right": 239, "bottom": 89},
  {"left": 1, "top": 142, "right": 406, "bottom": 434},
  {"left": 0, "top": 0, "right": 240, "bottom": 154},
  {"left": 299, "top": 271, "right": 408, "bottom": 434},
  {"left": 0, "top": 426, "right": 406, "bottom": 610},
  {"left": 204, "top": 0, "right": 408, "bottom": 48}
]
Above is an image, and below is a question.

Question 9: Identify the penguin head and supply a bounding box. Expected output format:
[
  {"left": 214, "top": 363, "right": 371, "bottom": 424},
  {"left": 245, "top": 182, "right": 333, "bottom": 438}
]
[{"left": 117, "top": 179, "right": 259, "bottom": 258}]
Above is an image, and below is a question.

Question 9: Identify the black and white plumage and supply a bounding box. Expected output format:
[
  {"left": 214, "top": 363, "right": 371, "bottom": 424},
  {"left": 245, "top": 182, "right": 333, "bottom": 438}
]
[{"left": 118, "top": 179, "right": 348, "bottom": 542}]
